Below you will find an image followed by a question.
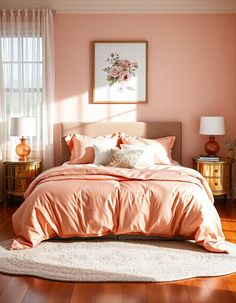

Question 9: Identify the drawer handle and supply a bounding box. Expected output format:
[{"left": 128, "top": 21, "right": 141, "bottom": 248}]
[
  {"left": 214, "top": 169, "right": 218, "bottom": 173},
  {"left": 214, "top": 182, "right": 218, "bottom": 186},
  {"left": 18, "top": 183, "right": 22, "bottom": 187}
]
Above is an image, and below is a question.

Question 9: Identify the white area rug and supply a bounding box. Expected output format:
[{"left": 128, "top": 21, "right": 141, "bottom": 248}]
[{"left": 0, "top": 239, "right": 236, "bottom": 282}]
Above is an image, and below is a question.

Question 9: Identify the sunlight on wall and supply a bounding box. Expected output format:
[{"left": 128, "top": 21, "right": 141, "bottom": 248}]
[
  {"left": 94, "top": 79, "right": 143, "bottom": 103},
  {"left": 55, "top": 92, "right": 137, "bottom": 123}
]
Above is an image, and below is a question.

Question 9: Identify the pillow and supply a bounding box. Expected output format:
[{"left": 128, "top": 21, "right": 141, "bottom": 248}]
[
  {"left": 65, "top": 133, "right": 119, "bottom": 164},
  {"left": 120, "top": 144, "right": 155, "bottom": 168},
  {"left": 121, "top": 135, "right": 176, "bottom": 165},
  {"left": 106, "top": 149, "right": 144, "bottom": 169},
  {"left": 93, "top": 144, "right": 116, "bottom": 166}
]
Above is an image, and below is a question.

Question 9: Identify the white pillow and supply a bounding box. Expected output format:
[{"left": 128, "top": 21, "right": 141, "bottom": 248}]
[
  {"left": 93, "top": 144, "right": 115, "bottom": 165},
  {"left": 120, "top": 144, "right": 155, "bottom": 168}
]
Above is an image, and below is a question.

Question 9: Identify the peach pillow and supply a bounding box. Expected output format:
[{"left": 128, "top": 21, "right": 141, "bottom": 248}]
[
  {"left": 121, "top": 135, "right": 176, "bottom": 165},
  {"left": 65, "top": 133, "right": 119, "bottom": 164}
]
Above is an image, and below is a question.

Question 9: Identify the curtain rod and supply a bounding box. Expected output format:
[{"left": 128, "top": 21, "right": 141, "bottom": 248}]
[{"left": 0, "top": 9, "right": 56, "bottom": 14}]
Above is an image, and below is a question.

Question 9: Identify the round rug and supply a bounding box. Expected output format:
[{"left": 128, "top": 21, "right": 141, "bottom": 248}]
[{"left": 0, "top": 239, "right": 236, "bottom": 282}]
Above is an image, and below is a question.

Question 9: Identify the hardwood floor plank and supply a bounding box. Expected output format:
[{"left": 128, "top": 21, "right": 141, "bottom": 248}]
[
  {"left": 181, "top": 278, "right": 214, "bottom": 303},
  {"left": 0, "top": 206, "right": 16, "bottom": 231},
  {"left": 71, "top": 283, "right": 97, "bottom": 303},
  {"left": 169, "top": 281, "right": 191, "bottom": 303},
  {"left": 95, "top": 283, "right": 125, "bottom": 303},
  {"left": 47, "top": 281, "right": 74, "bottom": 303},
  {"left": 0, "top": 210, "right": 11, "bottom": 227},
  {"left": 0, "top": 220, "right": 14, "bottom": 242},
  {"left": 215, "top": 202, "right": 236, "bottom": 220},
  {"left": 121, "top": 283, "right": 146, "bottom": 303},
  {"left": 21, "top": 278, "right": 52, "bottom": 303},
  {"left": 0, "top": 276, "right": 31, "bottom": 303},
  {"left": 145, "top": 283, "right": 171, "bottom": 303},
  {"left": 223, "top": 275, "right": 236, "bottom": 300},
  {"left": 204, "top": 276, "right": 235, "bottom": 303},
  {"left": 0, "top": 274, "right": 11, "bottom": 296}
]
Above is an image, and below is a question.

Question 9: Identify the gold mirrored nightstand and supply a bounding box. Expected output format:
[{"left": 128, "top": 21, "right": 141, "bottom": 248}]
[
  {"left": 192, "top": 157, "right": 234, "bottom": 206},
  {"left": 3, "top": 159, "right": 42, "bottom": 207}
]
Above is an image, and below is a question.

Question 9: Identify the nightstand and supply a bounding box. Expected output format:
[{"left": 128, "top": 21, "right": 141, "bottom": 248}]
[
  {"left": 192, "top": 157, "right": 234, "bottom": 206},
  {"left": 3, "top": 159, "right": 42, "bottom": 207}
]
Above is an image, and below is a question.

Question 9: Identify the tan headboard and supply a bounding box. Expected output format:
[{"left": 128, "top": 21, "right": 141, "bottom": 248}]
[{"left": 54, "top": 122, "right": 182, "bottom": 166}]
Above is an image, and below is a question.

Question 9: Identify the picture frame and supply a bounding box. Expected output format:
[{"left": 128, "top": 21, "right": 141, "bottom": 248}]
[{"left": 92, "top": 41, "right": 148, "bottom": 104}]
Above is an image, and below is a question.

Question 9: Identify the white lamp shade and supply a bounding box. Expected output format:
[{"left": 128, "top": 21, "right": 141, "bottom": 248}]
[
  {"left": 199, "top": 116, "right": 225, "bottom": 136},
  {"left": 10, "top": 117, "right": 36, "bottom": 137}
]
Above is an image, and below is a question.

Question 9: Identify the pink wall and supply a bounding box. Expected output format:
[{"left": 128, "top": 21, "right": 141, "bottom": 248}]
[{"left": 54, "top": 14, "right": 236, "bottom": 167}]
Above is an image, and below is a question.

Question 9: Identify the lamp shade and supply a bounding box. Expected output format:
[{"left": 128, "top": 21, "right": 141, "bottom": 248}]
[
  {"left": 199, "top": 116, "right": 225, "bottom": 136},
  {"left": 10, "top": 117, "right": 36, "bottom": 137}
]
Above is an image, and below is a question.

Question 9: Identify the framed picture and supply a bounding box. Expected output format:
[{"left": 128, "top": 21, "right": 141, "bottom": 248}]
[{"left": 92, "top": 41, "right": 148, "bottom": 104}]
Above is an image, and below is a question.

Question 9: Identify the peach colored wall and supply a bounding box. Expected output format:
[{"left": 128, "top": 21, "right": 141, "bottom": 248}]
[{"left": 54, "top": 14, "right": 236, "bottom": 167}]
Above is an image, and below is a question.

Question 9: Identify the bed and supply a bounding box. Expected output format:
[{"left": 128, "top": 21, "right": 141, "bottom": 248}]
[
  {"left": 53, "top": 121, "right": 182, "bottom": 166},
  {"left": 11, "top": 122, "right": 227, "bottom": 253}
]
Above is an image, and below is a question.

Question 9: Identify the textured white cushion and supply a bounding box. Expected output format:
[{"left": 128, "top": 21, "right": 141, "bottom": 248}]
[
  {"left": 106, "top": 149, "right": 144, "bottom": 169},
  {"left": 93, "top": 144, "right": 115, "bottom": 165},
  {"left": 120, "top": 144, "right": 155, "bottom": 168}
]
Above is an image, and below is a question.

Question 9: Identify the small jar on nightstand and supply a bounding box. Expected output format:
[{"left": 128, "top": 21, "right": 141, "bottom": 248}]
[
  {"left": 192, "top": 157, "right": 234, "bottom": 206},
  {"left": 3, "top": 159, "right": 42, "bottom": 207}
]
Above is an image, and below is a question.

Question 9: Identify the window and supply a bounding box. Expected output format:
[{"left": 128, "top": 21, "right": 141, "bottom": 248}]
[
  {"left": 0, "top": 9, "right": 54, "bottom": 168},
  {"left": 1, "top": 36, "right": 43, "bottom": 117}
]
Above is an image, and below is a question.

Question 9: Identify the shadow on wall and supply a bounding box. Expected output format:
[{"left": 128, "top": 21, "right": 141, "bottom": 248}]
[{"left": 55, "top": 93, "right": 139, "bottom": 123}]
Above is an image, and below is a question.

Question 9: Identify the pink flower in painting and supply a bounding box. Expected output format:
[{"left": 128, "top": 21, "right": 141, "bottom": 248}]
[
  {"left": 121, "top": 59, "right": 131, "bottom": 68},
  {"left": 120, "top": 71, "right": 130, "bottom": 82},
  {"left": 103, "top": 52, "right": 138, "bottom": 90},
  {"left": 109, "top": 66, "right": 121, "bottom": 78}
]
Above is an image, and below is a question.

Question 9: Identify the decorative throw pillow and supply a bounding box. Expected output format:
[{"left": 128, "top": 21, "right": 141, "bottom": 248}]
[
  {"left": 65, "top": 133, "right": 119, "bottom": 164},
  {"left": 121, "top": 135, "right": 176, "bottom": 165},
  {"left": 106, "top": 149, "right": 144, "bottom": 169},
  {"left": 93, "top": 144, "right": 117, "bottom": 166},
  {"left": 120, "top": 144, "right": 155, "bottom": 168}
]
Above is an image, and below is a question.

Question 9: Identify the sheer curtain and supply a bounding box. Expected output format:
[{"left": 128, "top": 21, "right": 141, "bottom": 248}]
[{"left": 0, "top": 9, "right": 54, "bottom": 201}]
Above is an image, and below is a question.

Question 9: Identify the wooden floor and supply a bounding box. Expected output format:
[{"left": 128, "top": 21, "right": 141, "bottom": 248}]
[{"left": 0, "top": 201, "right": 236, "bottom": 303}]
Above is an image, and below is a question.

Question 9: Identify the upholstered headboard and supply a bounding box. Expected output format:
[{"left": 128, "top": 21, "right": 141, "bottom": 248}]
[{"left": 54, "top": 122, "right": 182, "bottom": 166}]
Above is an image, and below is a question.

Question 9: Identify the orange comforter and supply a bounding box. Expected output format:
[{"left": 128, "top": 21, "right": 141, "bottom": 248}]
[{"left": 11, "top": 164, "right": 227, "bottom": 252}]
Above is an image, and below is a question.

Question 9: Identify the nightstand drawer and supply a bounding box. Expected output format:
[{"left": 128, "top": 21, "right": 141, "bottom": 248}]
[
  {"left": 14, "top": 178, "right": 33, "bottom": 192},
  {"left": 12, "top": 163, "right": 41, "bottom": 177},
  {"left": 3, "top": 159, "right": 42, "bottom": 206},
  {"left": 206, "top": 177, "right": 230, "bottom": 193},
  {"left": 197, "top": 163, "right": 230, "bottom": 177},
  {"left": 192, "top": 156, "right": 234, "bottom": 205}
]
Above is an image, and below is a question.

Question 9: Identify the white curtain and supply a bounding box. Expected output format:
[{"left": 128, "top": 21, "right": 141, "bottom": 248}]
[{"left": 0, "top": 9, "right": 54, "bottom": 201}]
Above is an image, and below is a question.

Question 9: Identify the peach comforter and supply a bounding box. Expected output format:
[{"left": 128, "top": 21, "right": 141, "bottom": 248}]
[{"left": 11, "top": 164, "right": 228, "bottom": 252}]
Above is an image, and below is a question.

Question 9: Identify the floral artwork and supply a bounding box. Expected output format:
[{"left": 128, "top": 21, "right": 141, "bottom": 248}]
[
  {"left": 103, "top": 52, "right": 138, "bottom": 92},
  {"left": 92, "top": 41, "right": 147, "bottom": 104}
]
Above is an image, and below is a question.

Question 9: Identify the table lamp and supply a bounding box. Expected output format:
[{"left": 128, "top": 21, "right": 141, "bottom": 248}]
[
  {"left": 10, "top": 117, "right": 36, "bottom": 161},
  {"left": 199, "top": 116, "right": 225, "bottom": 156}
]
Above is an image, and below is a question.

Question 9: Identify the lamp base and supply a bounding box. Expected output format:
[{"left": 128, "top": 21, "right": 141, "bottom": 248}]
[
  {"left": 204, "top": 136, "right": 220, "bottom": 156},
  {"left": 18, "top": 155, "right": 29, "bottom": 161},
  {"left": 16, "top": 137, "right": 31, "bottom": 161}
]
